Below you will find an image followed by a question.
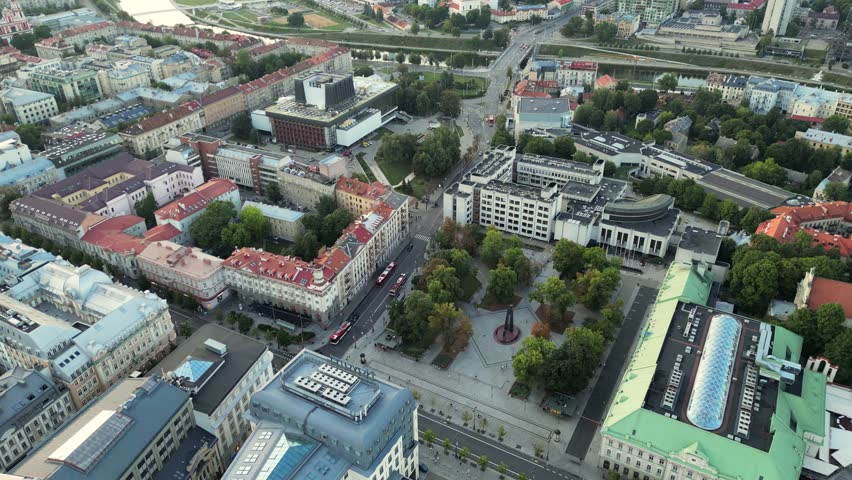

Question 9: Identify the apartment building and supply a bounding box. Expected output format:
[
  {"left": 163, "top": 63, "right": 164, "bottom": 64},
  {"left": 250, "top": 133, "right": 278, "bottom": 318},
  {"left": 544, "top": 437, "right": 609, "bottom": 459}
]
[
  {"left": 12, "top": 376, "right": 223, "bottom": 480},
  {"left": 599, "top": 261, "right": 827, "bottom": 480},
  {"left": 617, "top": 0, "right": 677, "bottom": 23},
  {"left": 222, "top": 350, "right": 419, "bottom": 480},
  {"left": 762, "top": 0, "right": 796, "bottom": 34},
  {"left": 29, "top": 66, "right": 102, "bottom": 104},
  {"left": 278, "top": 162, "right": 337, "bottom": 209},
  {"left": 0, "top": 257, "right": 175, "bottom": 408},
  {"left": 0, "top": 367, "right": 75, "bottom": 471},
  {"left": 0, "top": 87, "right": 58, "bottom": 124},
  {"left": 153, "top": 178, "right": 240, "bottom": 244},
  {"left": 594, "top": 12, "right": 641, "bottom": 37},
  {"left": 138, "top": 241, "right": 230, "bottom": 309},
  {"left": 704, "top": 72, "right": 749, "bottom": 105},
  {"left": 242, "top": 200, "right": 304, "bottom": 242},
  {"left": 335, "top": 176, "right": 388, "bottom": 216},
  {"left": 41, "top": 128, "right": 124, "bottom": 175},
  {"left": 224, "top": 186, "right": 409, "bottom": 324},
  {"left": 0, "top": 2, "right": 30, "bottom": 41},
  {"left": 795, "top": 128, "right": 852, "bottom": 155},
  {"left": 198, "top": 87, "right": 246, "bottom": 131},
  {"left": 119, "top": 100, "right": 204, "bottom": 157},
  {"left": 0, "top": 131, "right": 64, "bottom": 194},
  {"left": 97, "top": 61, "right": 152, "bottom": 97},
  {"left": 528, "top": 60, "right": 598, "bottom": 88},
  {"left": 156, "top": 324, "right": 274, "bottom": 463},
  {"left": 31, "top": 153, "right": 203, "bottom": 216}
]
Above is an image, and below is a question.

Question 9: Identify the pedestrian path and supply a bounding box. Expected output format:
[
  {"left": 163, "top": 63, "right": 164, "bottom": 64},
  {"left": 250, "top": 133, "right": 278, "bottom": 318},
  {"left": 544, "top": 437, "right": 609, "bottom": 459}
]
[{"left": 414, "top": 233, "right": 431, "bottom": 241}]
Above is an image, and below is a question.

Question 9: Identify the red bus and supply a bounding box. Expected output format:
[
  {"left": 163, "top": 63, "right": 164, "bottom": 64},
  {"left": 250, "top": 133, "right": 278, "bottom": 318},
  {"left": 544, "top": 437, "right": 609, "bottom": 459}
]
[
  {"left": 389, "top": 274, "right": 408, "bottom": 296},
  {"left": 376, "top": 262, "right": 397, "bottom": 286},
  {"left": 329, "top": 322, "right": 351, "bottom": 344}
]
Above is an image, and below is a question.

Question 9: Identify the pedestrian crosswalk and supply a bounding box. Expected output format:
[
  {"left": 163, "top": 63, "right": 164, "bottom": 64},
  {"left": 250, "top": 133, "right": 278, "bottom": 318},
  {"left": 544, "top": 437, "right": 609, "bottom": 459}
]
[{"left": 414, "top": 234, "right": 430, "bottom": 242}]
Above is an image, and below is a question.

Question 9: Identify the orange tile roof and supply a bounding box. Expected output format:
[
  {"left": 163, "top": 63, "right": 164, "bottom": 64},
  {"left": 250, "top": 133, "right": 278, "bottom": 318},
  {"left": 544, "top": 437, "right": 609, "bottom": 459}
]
[
  {"left": 335, "top": 177, "right": 387, "bottom": 201},
  {"left": 756, "top": 201, "right": 852, "bottom": 256},
  {"left": 154, "top": 178, "right": 237, "bottom": 222},
  {"left": 224, "top": 248, "right": 334, "bottom": 287},
  {"left": 806, "top": 277, "right": 852, "bottom": 318},
  {"left": 143, "top": 223, "right": 182, "bottom": 242},
  {"left": 81, "top": 216, "right": 148, "bottom": 255}
]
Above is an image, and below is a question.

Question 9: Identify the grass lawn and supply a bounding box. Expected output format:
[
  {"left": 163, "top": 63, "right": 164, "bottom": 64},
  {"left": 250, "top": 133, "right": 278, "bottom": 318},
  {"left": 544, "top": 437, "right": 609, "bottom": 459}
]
[
  {"left": 373, "top": 127, "right": 395, "bottom": 140},
  {"left": 223, "top": 9, "right": 258, "bottom": 22},
  {"left": 395, "top": 176, "right": 436, "bottom": 199},
  {"left": 417, "top": 71, "right": 488, "bottom": 98},
  {"left": 375, "top": 153, "right": 411, "bottom": 186},
  {"left": 176, "top": 0, "right": 216, "bottom": 5},
  {"left": 356, "top": 153, "right": 377, "bottom": 182}
]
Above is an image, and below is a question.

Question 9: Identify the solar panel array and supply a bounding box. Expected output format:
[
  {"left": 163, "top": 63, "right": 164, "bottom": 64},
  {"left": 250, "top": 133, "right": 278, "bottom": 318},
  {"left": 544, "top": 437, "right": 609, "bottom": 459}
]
[
  {"left": 63, "top": 412, "right": 132, "bottom": 473},
  {"left": 293, "top": 363, "right": 358, "bottom": 407}
]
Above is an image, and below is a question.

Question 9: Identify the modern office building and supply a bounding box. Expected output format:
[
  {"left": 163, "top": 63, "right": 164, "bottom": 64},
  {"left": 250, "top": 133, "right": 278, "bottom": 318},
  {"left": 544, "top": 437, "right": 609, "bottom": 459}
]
[
  {"left": 222, "top": 349, "right": 419, "bottom": 480},
  {"left": 0, "top": 366, "right": 75, "bottom": 471},
  {"left": 41, "top": 128, "right": 124, "bottom": 175},
  {"left": 0, "top": 87, "right": 58, "bottom": 125},
  {"left": 617, "top": 0, "right": 678, "bottom": 23},
  {"left": 657, "top": 11, "right": 750, "bottom": 42},
  {"left": 137, "top": 241, "right": 231, "bottom": 309},
  {"left": 261, "top": 74, "right": 398, "bottom": 150},
  {"left": 241, "top": 200, "right": 304, "bottom": 242},
  {"left": 153, "top": 178, "right": 240, "bottom": 245},
  {"left": 762, "top": 0, "right": 796, "bottom": 34},
  {"left": 600, "top": 261, "right": 827, "bottom": 480},
  {"left": 11, "top": 376, "right": 223, "bottom": 480},
  {"left": 513, "top": 97, "right": 572, "bottom": 138},
  {"left": 0, "top": 256, "right": 176, "bottom": 408},
  {"left": 29, "top": 66, "right": 103, "bottom": 104},
  {"left": 156, "top": 324, "right": 274, "bottom": 464}
]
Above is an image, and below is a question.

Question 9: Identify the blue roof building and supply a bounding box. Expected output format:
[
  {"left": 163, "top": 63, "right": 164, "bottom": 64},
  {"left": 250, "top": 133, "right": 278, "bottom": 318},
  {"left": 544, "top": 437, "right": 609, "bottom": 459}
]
[
  {"left": 12, "top": 376, "right": 222, "bottom": 480},
  {"left": 222, "top": 350, "right": 419, "bottom": 480}
]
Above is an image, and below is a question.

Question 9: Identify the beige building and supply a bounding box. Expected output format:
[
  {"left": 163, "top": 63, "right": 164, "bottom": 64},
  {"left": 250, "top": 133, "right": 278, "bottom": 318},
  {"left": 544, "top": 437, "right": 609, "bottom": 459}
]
[
  {"left": 0, "top": 259, "right": 175, "bottom": 408},
  {"left": 138, "top": 241, "right": 230, "bottom": 310},
  {"left": 96, "top": 61, "right": 151, "bottom": 97},
  {"left": 120, "top": 100, "right": 204, "bottom": 157},
  {"left": 795, "top": 128, "right": 852, "bottom": 155},
  {"left": 595, "top": 12, "right": 641, "bottom": 38},
  {"left": 199, "top": 86, "right": 246, "bottom": 131},
  {"left": 277, "top": 163, "right": 336, "bottom": 210},
  {"left": 242, "top": 201, "right": 304, "bottom": 242},
  {"left": 335, "top": 177, "right": 389, "bottom": 217},
  {"left": 0, "top": 87, "right": 58, "bottom": 125}
]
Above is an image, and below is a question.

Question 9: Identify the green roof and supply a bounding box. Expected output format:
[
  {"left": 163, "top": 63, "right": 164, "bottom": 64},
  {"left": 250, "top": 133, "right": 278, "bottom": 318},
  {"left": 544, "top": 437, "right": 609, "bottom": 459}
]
[{"left": 601, "top": 262, "right": 827, "bottom": 480}]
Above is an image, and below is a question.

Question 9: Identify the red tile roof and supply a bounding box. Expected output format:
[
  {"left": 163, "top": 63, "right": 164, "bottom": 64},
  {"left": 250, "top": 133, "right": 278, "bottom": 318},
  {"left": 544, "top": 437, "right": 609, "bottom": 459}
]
[
  {"left": 790, "top": 114, "right": 826, "bottom": 123},
  {"left": 155, "top": 178, "right": 238, "bottom": 222},
  {"left": 224, "top": 248, "right": 334, "bottom": 287},
  {"left": 728, "top": 0, "right": 765, "bottom": 10},
  {"left": 199, "top": 86, "right": 243, "bottom": 106},
  {"left": 81, "top": 216, "right": 148, "bottom": 255},
  {"left": 335, "top": 177, "right": 387, "bottom": 200},
  {"left": 570, "top": 61, "right": 598, "bottom": 71},
  {"left": 121, "top": 100, "right": 202, "bottom": 135},
  {"left": 596, "top": 74, "right": 617, "bottom": 88},
  {"left": 806, "top": 277, "right": 852, "bottom": 318},
  {"left": 756, "top": 201, "right": 852, "bottom": 256},
  {"left": 143, "top": 223, "right": 182, "bottom": 242}
]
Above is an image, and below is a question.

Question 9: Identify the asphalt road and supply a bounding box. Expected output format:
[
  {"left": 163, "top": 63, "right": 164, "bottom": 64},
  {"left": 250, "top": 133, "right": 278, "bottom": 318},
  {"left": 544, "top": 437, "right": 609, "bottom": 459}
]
[
  {"left": 419, "top": 412, "right": 581, "bottom": 480},
  {"left": 565, "top": 285, "right": 658, "bottom": 460}
]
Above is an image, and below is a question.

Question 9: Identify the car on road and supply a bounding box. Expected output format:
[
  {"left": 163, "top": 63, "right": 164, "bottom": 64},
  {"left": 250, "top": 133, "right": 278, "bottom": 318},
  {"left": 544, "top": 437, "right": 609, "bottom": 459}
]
[
  {"left": 376, "top": 261, "right": 397, "bottom": 286},
  {"left": 419, "top": 463, "right": 429, "bottom": 473},
  {"left": 329, "top": 322, "right": 352, "bottom": 344},
  {"left": 389, "top": 274, "right": 408, "bottom": 296}
]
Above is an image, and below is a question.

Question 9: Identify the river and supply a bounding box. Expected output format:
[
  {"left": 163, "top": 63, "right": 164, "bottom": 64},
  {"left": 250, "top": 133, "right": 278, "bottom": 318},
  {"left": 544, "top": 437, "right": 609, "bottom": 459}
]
[{"left": 118, "top": 0, "right": 195, "bottom": 27}]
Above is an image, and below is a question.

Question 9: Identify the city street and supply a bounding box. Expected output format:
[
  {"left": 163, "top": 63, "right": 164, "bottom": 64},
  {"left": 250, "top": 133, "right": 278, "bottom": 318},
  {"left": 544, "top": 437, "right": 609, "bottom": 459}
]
[{"left": 419, "top": 412, "right": 581, "bottom": 480}]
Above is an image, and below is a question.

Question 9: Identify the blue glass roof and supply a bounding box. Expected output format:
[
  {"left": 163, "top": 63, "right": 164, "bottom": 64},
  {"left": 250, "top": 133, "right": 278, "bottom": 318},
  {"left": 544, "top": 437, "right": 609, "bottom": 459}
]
[
  {"left": 686, "top": 314, "right": 741, "bottom": 431},
  {"left": 266, "top": 435, "right": 316, "bottom": 480},
  {"left": 174, "top": 359, "right": 214, "bottom": 383}
]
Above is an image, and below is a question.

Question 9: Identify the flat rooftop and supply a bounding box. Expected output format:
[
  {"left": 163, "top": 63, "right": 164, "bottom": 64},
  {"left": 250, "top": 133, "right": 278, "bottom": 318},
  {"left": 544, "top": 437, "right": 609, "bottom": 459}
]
[
  {"left": 642, "top": 303, "right": 776, "bottom": 451},
  {"left": 679, "top": 226, "right": 723, "bottom": 257},
  {"left": 558, "top": 178, "right": 628, "bottom": 226},
  {"left": 697, "top": 168, "right": 806, "bottom": 209},
  {"left": 264, "top": 77, "right": 397, "bottom": 125},
  {"left": 154, "top": 323, "right": 267, "bottom": 415},
  {"left": 242, "top": 200, "right": 304, "bottom": 224},
  {"left": 573, "top": 125, "right": 646, "bottom": 155}
]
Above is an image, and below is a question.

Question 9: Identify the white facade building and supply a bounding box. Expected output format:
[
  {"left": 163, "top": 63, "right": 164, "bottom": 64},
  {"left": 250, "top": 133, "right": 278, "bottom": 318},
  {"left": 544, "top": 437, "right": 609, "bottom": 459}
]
[
  {"left": 138, "top": 241, "right": 230, "bottom": 310},
  {"left": 762, "top": 0, "right": 796, "bottom": 34}
]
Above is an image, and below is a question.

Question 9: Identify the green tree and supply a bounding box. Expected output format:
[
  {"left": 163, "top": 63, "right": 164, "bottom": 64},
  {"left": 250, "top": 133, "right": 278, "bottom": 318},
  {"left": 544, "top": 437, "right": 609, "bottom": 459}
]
[
  {"left": 15, "top": 124, "right": 44, "bottom": 150},
  {"left": 440, "top": 91, "right": 461, "bottom": 118},
  {"left": 134, "top": 192, "right": 157, "bottom": 228},
  {"left": 741, "top": 158, "right": 787, "bottom": 186},
  {"left": 552, "top": 239, "right": 586, "bottom": 279},
  {"left": 293, "top": 230, "right": 321, "bottom": 259},
  {"left": 354, "top": 66, "right": 375, "bottom": 77},
  {"left": 529, "top": 277, "right": 575, "bottom": 320},
  {"left": 276, "top": 329, "right": 291, "bottom": 348},
  {"left": 487, "top": 265, "right": 517, "bottom": 303},
  {"left": 824, "top": 181, "right": 849, "bottom": 201},
  {"left": 823, "top": 114, "right": 850, "bottom": 133},
  {"left": 639, "top": 89, "right": 659, "bottom": 111},
  {"left": 287, "top": 12, "right": 305, "bottom": 27},
  {"left": 740, "top": 207, "right": 774, "bottom": 233},
  {"left": 237, "top": 314, "right": 253, "bottom": 334},
  {"left": 545, "top": 327, "right": 606, "bottom": 393},
  {"left": 478, "top": 455, "right": 488, "bottom": 470},
  {"left": 189, "top": 201, "right": 237, "bottom": 252},
  {"left": 10, "top": 33, "right": 36, "bottom": 55},
  {"left": 265, "top": 182, "right": 282, "bottom": 204},
  {"left": 33, "top": 25, "right": 51, "bottom": 39},
  {"left": 501, "top": 247, "right": 533, "bottom": 286},
  {"left": 413, "top": 127, "right": 461, "bottom": 177},
  {"left": 423, "top": 429, "right": 435, "bottom": 445},
  {"left": 411, "top": 23, "right": 420, "bottom": 34},
  {"left": 177, "top": 320, "right": 192, "bottom": 337},
  {"left": 524, "top": 137, "right": 556, "bottom": 156},
  {"left": 239, "top": 205, "right": 270, "bottom": 242},
  {"left": 573, "top": 266, "right": 621, "bottom": 310},
  {"left": 480, "top": 226, "right": 506, "bottom": 267},
  {"left": 221, "top": 223, "right": 251, "bottom": 249},
  {"left": 594, "top": 22, "right": 618, "bottom": 43},
  {"left": 512, "top": 336, "right": 556, "bottom": 387},
  {"left": 553, "top": 136, "right": 576, "bottom": 159},
  {"left": 396, "top": 51, "right": 406, "bottom": 63},
  {"left": 231, "top": 112, "right": 252, "bottom": 140},
  {"left": 816, "top": 303, "right": 846, "bottom": 351},
  {"left": 729, "top": 250, "right": 780, "bottom": 313},
  {"left": 719, "top": 199, "right": 740, "bottom": 224},
  {"left": 428, "top": 302, "right": 462, "bottom": 337},
  {"left": 825, "top": 329, "right": 852, "bottom": 385},
  {"left": 389, "top": 291, "right": 436, "bottom": 347},
  {"left": 657, "top": 73, "right": 678, "bottom": 92}
]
